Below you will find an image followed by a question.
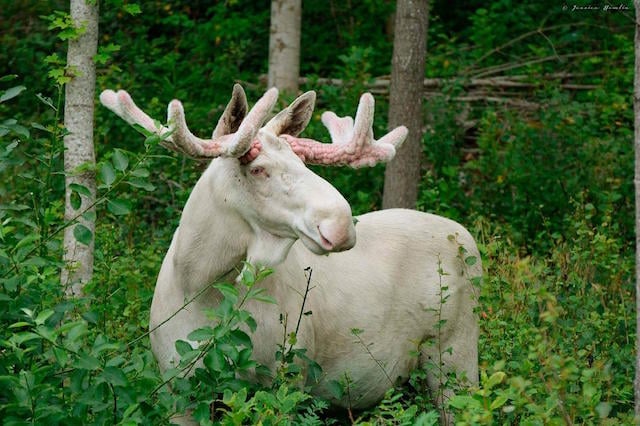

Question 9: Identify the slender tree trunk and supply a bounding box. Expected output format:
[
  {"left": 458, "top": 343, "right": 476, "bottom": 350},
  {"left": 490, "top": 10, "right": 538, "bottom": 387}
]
[
  {"left": 61, "top": 0, "right": 98, "bottom": 297},
  {"left": 382, "top": 0, "right": 429, "bottom": 209},
  {"left": 268, "top": 0, "right": 301, "bottom": 94}
]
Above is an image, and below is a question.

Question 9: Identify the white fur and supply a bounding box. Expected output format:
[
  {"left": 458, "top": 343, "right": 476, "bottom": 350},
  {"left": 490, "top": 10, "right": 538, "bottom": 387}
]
[
  {"left": 148, "top": 133, "right": 481, "bottom": 421},
  {"left": 102, "top": 86, "right": 481, "bottom": 423}
]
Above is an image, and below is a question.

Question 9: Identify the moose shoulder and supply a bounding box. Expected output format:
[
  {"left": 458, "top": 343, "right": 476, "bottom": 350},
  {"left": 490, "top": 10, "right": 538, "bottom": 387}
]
[{"left": 100, "top": 85, "right": 481, "bottom": 424}]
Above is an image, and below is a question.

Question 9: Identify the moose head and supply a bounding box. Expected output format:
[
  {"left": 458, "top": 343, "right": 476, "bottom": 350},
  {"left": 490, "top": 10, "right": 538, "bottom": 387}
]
[{"left": 100, "top": 85, "right": 407, "bottom": 267}]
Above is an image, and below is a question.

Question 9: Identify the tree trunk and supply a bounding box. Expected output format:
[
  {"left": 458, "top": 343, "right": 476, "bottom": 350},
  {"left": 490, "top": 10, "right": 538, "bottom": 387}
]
[
  {"left": 61, "top": 0, "right": 98, "bottom": 297},
  {"left": 382, "top": 0, "right": 428, "bottom": 209},
  {"left": 634, "top": 0, "right": 640, "bottom": 416},
  {"left": 268, "top": 0, "right": 301, "bottom": 94}
]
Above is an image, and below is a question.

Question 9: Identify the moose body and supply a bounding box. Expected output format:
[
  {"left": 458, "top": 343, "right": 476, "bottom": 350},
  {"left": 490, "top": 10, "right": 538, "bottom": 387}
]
[
  {"left": 152, "top": 205, "right": 479, "bottom": 409},
  {"left": 101, "top": 85, "right": 481, "bottom": 423}
]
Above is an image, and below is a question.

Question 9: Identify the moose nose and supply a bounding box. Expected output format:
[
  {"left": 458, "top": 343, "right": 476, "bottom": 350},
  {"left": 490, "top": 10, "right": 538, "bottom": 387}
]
[{"left": 317, "top": 216, "right": 356, "bottom": 252}]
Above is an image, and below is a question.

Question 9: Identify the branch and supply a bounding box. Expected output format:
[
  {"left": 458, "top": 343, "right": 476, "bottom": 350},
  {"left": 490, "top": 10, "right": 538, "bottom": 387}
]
[{"left": 470, "top": 51, "right": 606, "bottom": 78}]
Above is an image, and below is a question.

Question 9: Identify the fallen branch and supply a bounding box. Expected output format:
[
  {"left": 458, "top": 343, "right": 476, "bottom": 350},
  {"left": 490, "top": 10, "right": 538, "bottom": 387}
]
[
  {"left": 249, "top": 71, "right": 599, "bottom": 114},
  {"left": 292, "top": 73, "right": 598, "bottom": 92}
]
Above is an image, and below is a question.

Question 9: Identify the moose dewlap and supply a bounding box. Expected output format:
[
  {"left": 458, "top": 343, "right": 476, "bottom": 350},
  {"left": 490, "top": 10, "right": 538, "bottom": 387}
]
[{"left": 100, "top": 85, "right": 481, "bottom": 425}]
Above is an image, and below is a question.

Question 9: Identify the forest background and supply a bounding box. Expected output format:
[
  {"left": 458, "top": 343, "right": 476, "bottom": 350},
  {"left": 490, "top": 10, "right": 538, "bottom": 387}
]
[{"left": 0, "top": 0, "right": 636, "bottom": 424}]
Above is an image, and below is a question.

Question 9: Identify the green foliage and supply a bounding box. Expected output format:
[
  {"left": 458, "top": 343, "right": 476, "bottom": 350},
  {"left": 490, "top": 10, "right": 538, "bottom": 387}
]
[
  {"left": 0, "top": 0, "right": 636, "bottom": 424},
  {"left": 448, "top": 208, "right": 634, "bottom": 424}
]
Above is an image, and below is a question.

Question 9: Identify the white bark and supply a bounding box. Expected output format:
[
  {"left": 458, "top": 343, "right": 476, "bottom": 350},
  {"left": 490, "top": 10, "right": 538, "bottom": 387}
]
[
  {"left": 61, "top": 0, "right": 98, "bottom": 297},
  {"left": 268, "top": 0, "right": 301, "bottom": 94}
]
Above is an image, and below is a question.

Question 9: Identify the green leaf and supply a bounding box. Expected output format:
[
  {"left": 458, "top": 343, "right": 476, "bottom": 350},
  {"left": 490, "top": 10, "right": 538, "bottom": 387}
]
[
  {"left": 74, "top": 352, "right": 100, "bottom": 370},
  {"left": 187, "top": 326, "right": 215, "bottom": 342},
  {"left": 121, "top": 403, "right": 141, "bottom": 422},
  {"left": 12, "top": 331, "right": 41, "bottom": 345},
  {"left": 485, "top": 371, "right": 506, "bottom": 389},
  {"left": 596, "top": 401, "right": 612, "bottom": 418},
  {"left": 107, "top": 198, "right": 132, "bottom": 216},
  {"left": 214, "top": 282, "right": 239, "bottom": 304},
  {"left": 53, "top": 346, "right": 69, "bottom": 366},
  {"left": 82, "top": 311, "right": 99, "bottom": 324},
  {"left": 127, "top": 177, "right": 155, "bottom": 191},
  {"left": 123, "top": 3, "right": 142, "bottom": 15},
  {"left": 82, "top": 210, "right": 96, "bottom": 222},
  {"left": 130, "top": 167, "right": 150, "bottom": 178},
  {"left": 307, "top": 360, "right": 323, "bottom": 382},
  {"left": 1, "top": 121, "right": 29, "bottom": 138},
  {"left": 241, "top": 265, "right": 256, "bottom": 284},
  {"left": 465, "top": 255, "right": 478, "bottom": 266},
  {"left": 31, "top": 122, "right": 52, "bottom": 133},
  {"left": 204, "top": 347, "right": 227, "bottom": 372},
  {"left": 236, "top": 348, "right": 256, "bottom": 370},
  {"left": 69, "top": 183, "right": 92, "bottom": 197},
  {"left": 245, "top": 316, "right": 257, "bottom": 333},
  {"left": 36, "top": 93, "right": 57, "bottom": 111},
  {"left": 447, "top": 395, "right": 476, "bottom": 409},
  {"left": 246, "top": 287, "right": 277, "bottom": 304},
  {"left": 2, "top": 140, "right": 19, "bottom": 154},
  {"left": 70, "top": 190, "right": 81, "bottom": 210},
  {"left": 229, "top": 329, "right": 252, "bottom": 348},
  {"left": 327, "top": 380, "right": 344, "bottom": 400},
  {"left": 490, "top": 395, "right": 508, "bottom": 410},
  {"left": 35, "top": 309, "right": 55, "bottom": 326},
  {"left": 112, "top": 149, "right": 129, "bottom": 171},
  {"left": 0, "top": 85, "right": 26, "bottom": 103},
  {"left": 256, "top": 267, "right": 274, "bottom": 281},
  {"left": 73, "top": 223, "right": 93, "bottom": 245},
  {"left": 15, "top": 234, "right": 38, "bottom": 251},
  {"left": 102, "top": 366, "right": 129, "bottom": 387},
  {"left": 99, "top": 162, "right": 116, "bottom": 187},
  {"left": 175, "top": 340, "right": 193, "bottom": 356}
]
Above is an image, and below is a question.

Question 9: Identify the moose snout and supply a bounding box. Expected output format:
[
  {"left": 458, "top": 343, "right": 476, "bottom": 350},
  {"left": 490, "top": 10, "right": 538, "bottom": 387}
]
[{"left": 317, "top": 215, "right": 356, "bottom": 252}]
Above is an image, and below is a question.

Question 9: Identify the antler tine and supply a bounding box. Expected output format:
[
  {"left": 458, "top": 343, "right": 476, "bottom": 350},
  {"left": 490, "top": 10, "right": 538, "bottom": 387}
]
[
  {"left": 100, "top": 86, "right": 279, "bottom": 159},
  {"left": 282, "top": 92, "right": 408, "bottom": 168},
  {"left": 100, "top": 89, "right": 171, "bottom": 137},
  {"left": 227, "top": 87, "right": 278, "bottom": 157}
]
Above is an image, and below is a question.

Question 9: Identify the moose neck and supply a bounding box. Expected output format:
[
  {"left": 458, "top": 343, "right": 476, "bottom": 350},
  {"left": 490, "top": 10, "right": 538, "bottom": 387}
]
[{"left": 169, "top": 158, "right": 296, "bottom": 297}]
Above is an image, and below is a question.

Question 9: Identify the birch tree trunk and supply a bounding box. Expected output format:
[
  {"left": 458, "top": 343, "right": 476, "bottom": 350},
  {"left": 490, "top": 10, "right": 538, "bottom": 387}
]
[
  {"left": 382, "top": 0, "right": 428, "bottom": 209},
  {"left": 268, "top": 0, "right": 301, "bottom": 94},
  {"left": 61, "top": 0, "right": 98, "bottom": 297}
]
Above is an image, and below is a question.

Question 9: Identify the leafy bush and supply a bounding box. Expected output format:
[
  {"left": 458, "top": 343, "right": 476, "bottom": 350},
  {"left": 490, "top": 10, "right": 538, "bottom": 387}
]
[{"left": 0, "top": 1, "right": 636, "bottom": 424}]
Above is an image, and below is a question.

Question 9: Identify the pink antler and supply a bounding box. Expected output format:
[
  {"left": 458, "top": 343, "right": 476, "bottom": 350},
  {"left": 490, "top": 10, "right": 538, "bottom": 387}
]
[
  {"left": 99, "top": 84, "right": 278, "bottom": 159},
  {"left": 281, "top": 93, "right": 408, "bottom": 168}
]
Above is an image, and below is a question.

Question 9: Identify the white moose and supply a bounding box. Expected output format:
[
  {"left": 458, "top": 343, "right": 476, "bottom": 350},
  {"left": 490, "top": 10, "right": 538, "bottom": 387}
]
[{"left": 100, "top": 85, "right": 481, "bottom": 424}]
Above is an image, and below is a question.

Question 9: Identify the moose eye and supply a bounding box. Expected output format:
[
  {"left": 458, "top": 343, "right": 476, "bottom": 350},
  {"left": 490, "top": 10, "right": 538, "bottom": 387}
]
[{"left": 249, "top": 166, "right": 268, "bottom": 177}]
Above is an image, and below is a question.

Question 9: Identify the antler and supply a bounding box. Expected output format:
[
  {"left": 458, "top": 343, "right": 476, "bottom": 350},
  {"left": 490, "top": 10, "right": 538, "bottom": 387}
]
[
  {"left": 281, "top": 93, "right": 408, "bottom": 168},
  {"left": 99, "top": 84, "right": 278, "bottom": 159}
]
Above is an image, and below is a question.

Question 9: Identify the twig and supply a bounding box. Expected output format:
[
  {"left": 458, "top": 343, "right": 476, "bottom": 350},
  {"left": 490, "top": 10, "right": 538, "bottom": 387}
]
[
  {"left": 465, "top": 22, "right": 591, "bottom": 71},
  {"left": 471, "top": 51, "right": 606, "bottom": 78},
  {"left": 288, "top": 267, "right": 314, "bottom": 353},
  {"left": 351, "top": 330, "right": 395, "bottom": 387}
]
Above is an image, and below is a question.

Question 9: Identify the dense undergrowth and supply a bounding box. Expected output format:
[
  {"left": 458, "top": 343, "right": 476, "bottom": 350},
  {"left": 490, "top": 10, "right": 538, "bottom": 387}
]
[{"left": 0, "top": 0, "right": 636, "bottom": 424}]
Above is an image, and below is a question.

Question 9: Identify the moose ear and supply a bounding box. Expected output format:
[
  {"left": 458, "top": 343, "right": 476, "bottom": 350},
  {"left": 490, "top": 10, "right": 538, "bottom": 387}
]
[
  {"left": 212, "top": 84, "right": 249, "bottom": 139},
  {"left": 263, "top": 91, "right": 316, "bottom": 137}
]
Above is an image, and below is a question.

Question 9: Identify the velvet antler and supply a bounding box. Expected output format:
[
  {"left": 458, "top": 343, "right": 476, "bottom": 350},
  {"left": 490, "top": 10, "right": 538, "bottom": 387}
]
[
  {"left": 280, "top": 93, "right": 408, "bottom": 168},
  {"left": 99, "top": 84, "right": 278, "bottom": 159}
]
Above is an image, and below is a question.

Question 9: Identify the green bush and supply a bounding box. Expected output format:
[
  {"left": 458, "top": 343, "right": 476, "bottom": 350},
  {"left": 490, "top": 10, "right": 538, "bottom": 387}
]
[{"left": 0, "top": 1, "right": 636, "bottom": 424}]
